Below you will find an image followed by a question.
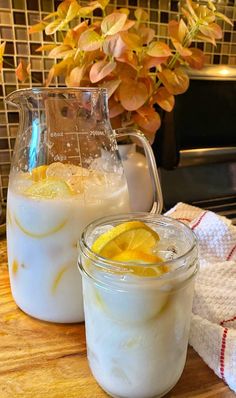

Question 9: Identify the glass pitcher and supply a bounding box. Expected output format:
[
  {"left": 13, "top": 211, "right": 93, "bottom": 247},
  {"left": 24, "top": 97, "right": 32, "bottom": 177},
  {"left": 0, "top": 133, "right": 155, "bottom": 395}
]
[{"left": 6, "top": 87, "right": 163, "bottom": 323}]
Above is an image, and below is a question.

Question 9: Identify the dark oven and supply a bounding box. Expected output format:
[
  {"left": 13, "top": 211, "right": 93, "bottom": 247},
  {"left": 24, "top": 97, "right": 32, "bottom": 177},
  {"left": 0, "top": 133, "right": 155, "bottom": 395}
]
[{"left": 154, "top": 65, "right": 236, "bottom": 223}]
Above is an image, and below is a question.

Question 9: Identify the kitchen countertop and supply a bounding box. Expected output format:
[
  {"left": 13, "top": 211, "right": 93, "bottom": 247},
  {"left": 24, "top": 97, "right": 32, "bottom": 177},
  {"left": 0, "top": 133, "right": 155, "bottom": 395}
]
[{"left": 0, "top": 237, "right": 235, "bottom": 398}]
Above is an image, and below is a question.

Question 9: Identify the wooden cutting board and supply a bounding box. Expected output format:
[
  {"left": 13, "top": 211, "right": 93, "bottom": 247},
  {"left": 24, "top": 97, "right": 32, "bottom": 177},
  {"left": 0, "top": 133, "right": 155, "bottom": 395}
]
[{"left": 0, "top": 238, "right": 234, "bottom": 398}]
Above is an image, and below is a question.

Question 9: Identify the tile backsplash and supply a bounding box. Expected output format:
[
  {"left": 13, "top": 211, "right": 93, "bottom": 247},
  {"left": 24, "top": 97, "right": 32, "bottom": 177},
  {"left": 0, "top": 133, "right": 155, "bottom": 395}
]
[{"left": 0, "top": 0, "right": 235, "bottom": 200}]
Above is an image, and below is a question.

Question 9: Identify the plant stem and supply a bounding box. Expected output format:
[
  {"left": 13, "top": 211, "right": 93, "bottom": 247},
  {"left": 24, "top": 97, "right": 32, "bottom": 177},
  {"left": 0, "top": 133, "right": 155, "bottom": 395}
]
[{"left": 153, "top": 21, "right": 200, "bottom": 94}]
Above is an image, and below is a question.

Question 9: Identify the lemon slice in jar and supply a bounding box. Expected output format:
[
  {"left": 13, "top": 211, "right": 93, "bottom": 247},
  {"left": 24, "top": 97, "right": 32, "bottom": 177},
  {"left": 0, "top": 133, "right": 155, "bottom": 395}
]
[
  {"left": 112, "top": 250, "right": 167, "bottom": 277},
  {"left": 91, "top": 221, "right": 168, "bottom": 277},
  {"left": 91, "top": 221, "right": 160, "bottom": 259},
  {"left": 25, "top": 178, "right": 73, "bottom": 199}
]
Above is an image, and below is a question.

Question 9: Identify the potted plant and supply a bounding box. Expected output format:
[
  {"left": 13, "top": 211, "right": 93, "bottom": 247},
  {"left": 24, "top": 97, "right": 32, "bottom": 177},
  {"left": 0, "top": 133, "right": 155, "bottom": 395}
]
[{"left": 11, "top": 0, "right": 231, "bottom": 143}]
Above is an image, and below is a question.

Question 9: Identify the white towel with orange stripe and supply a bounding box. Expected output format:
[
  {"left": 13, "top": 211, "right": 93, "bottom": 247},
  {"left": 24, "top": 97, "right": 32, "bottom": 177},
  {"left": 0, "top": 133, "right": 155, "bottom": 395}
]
[{"left": 166, "top": 202, "right": 236, "bottom": 392}]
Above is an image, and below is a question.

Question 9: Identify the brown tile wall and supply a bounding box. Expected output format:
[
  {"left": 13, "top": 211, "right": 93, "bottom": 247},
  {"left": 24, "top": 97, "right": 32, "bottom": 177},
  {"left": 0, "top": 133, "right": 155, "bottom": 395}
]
[{"left": 0, "top": 0, "right": 235, "bottom": 200}]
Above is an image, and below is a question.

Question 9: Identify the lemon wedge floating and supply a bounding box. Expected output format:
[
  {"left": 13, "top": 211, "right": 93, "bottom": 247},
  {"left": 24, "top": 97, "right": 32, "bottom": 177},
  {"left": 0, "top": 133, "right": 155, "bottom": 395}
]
[
  {"left": 25, "top": 178, "right": 73, "bottom": 199},
  {"left": 31, "top": 165, "right": 48, "bottom": 182},
  {"left": 91, "top": 221, "right": 168, "bottom": 277}
]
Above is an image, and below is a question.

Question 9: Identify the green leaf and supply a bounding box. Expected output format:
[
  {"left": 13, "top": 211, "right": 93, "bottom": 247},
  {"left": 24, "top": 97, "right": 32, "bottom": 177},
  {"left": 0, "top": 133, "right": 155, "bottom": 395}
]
[
  {"left": 157, "top": 68, "right": 189, "bottom": 95},
  {"left": 78, "top": 30, "right": 103, "bottom": 51},
  {"left": 119, "top": 78, "right": 148, "bottom": 111},
  {"left": 90, "top": 59, "right": 117, "bottom": 83},
  {"left": 147, "top": 41, "right": 172, "bottom": 58},
  {"left": 101, "top": 13, "right": 127, "bottom": 36}
]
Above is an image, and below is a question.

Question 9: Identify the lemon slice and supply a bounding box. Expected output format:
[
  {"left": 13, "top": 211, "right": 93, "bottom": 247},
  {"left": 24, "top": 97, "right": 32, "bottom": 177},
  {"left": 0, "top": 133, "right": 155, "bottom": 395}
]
[
  {"left": 92, "top": 221, "right": 159, "bottom": 258},
  {"left": 112, "top": 250, "right": 167, "bottom": 277},
  {"left": 25, "top": 178, "right": 73, "bottom": 199},
  {"left": 31, "top": 165, "right": 48, "bottom": 182}
]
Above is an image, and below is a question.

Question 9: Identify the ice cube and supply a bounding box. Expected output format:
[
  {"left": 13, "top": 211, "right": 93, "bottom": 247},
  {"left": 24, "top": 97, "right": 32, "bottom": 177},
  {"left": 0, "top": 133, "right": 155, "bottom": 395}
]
[
  {"left": 47, "top": 162, "right": 90, "bottom": 181},
  {"left": 67, "top": 175, "right": 88, "bottom": 194}
]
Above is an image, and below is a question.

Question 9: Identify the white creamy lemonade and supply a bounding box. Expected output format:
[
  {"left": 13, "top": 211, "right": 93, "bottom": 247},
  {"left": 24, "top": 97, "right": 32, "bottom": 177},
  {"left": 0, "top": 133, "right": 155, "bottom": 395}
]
[
  {"left": 79, "top": 215, "right": 198, "bottom": 398},
  {"left": 7, "top": 162, "right": 130, "bottom": 322}
]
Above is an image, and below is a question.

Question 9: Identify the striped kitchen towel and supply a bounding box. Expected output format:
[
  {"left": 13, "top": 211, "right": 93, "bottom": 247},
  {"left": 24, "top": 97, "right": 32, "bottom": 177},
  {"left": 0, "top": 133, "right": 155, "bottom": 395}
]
[{"left": 166, "top": 202, "right": 236, "bottom": 392}]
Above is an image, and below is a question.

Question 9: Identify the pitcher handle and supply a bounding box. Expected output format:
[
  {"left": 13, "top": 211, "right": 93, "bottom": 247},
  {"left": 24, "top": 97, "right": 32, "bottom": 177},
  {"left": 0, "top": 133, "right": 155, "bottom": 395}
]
[{"left": 115, "top": 127, "right": 163, "bottom": 214}]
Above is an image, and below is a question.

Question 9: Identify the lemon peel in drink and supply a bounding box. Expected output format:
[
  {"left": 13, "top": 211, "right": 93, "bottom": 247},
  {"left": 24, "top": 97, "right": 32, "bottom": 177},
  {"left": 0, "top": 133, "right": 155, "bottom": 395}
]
[
  {"left": 91, "top": 221, "right": 160, "bottom": 259},
  {"left": 31, "top": 165, "right": 48, "bottom": 182},
  {"left": 112, "top": 250, "right": 167, "bottom": 277}
]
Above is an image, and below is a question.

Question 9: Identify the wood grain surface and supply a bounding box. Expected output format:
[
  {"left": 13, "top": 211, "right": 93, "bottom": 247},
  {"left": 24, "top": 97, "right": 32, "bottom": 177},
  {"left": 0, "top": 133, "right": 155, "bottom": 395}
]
[{"left": 0, "top": 238, "right": 235, "bottom": 398}]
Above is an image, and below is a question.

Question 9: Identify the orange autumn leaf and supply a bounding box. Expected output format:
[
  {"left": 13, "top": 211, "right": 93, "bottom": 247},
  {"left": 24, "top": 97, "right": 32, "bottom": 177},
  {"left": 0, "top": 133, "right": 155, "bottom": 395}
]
[
  {"left": 0, "top": 42, "right": 6, "bottom": 71},
  {"left": 120, "top": 32, "right": 142, "bottom": 50},
  {"left": 108, "top": 97, "right": 124, "bottom": 117},
  {"left": 48, "top": 44, "right": 74, "bottom": 58},
  {"left": 139, "top": 27, "right": 155, "bottom": 45},
  {"left": 143, "top": 55, "right": 168, "bottom": 71},
  {"left": 147, "top": 41, "right": 172, "bottom": 58},
  {"left": 103, "top": 34, "right": 126, "bottom": 58},
  {"left": 65, "top": 65, "right": 86, "bottom": 86},
  {"left": 157, "top": 67, "right": 189, "bottom": 95},
  {"left": 183, "top": 47, "right": 205, "bottom": 69},
  {"left": 168, "top": 20, "right": 188, "bottom": 44},
  {"left": 134, "top": 8, "right": 149, "bottom": 22},
  {"left": 78, "top": 30, "right": 103, "bottom": 51},
  {"left": 152, "top": 87, "right": 175, "bottom": 112},
  {"left": 119, "top": 79, "right": 148, "bottom": 111},
  {"left": 133, "top": 106, "right": 161, "bottom": 143},
  {"left": 90, "top": 59, "right": 116, "bottom": 83},
  {"left": 16, "top": 60, "right": 30, "bottom": 82},
  {"left": 36, "top": 44, "right": 57, "bottom": 52},
  {"left": 116, "top": 51, "right": 138, "bottom": 69},
  {"left": 101, "top": 13, "right": 127, "bottom": 36},
  {"left": 199, "top": 23, "right": 222, "bottom": 40},
  {"left": 29, "top": 21, "right": 47, "bottom": 34},
  {"left": 171, "top": 40, "right": 192, "bottom": 57},
  {"left": 100, "top": 79, "right": 121, "bottom": 98}
]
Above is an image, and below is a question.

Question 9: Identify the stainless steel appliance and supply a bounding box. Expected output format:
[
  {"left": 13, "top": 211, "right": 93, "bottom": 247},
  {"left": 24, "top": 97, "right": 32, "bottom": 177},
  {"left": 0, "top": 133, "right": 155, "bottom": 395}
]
[{"left": 154, "top": 65, "right": 236, "bottom": 223}]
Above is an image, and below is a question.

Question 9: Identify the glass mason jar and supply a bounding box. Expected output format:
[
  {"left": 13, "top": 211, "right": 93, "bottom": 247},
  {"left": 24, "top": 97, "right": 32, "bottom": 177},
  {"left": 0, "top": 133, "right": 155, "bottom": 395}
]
[
  {"left": 79, "top": 213, "right": 198, "bottom": 398},
  {"left": 6, "top": 87, "right": 162, "bottom": 323}
]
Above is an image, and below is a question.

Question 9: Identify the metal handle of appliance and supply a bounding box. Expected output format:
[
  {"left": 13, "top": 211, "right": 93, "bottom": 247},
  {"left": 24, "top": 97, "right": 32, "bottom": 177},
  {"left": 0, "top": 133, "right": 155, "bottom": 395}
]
[{"left": 178, "top": 147, "right": 236, "bottom": 167}]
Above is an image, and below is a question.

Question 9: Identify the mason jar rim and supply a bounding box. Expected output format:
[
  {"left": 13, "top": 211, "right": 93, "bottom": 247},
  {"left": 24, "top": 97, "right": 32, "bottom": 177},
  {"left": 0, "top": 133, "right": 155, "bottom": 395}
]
[{"left": 79, "top": 212, "right": 198, "bottom": 283}]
